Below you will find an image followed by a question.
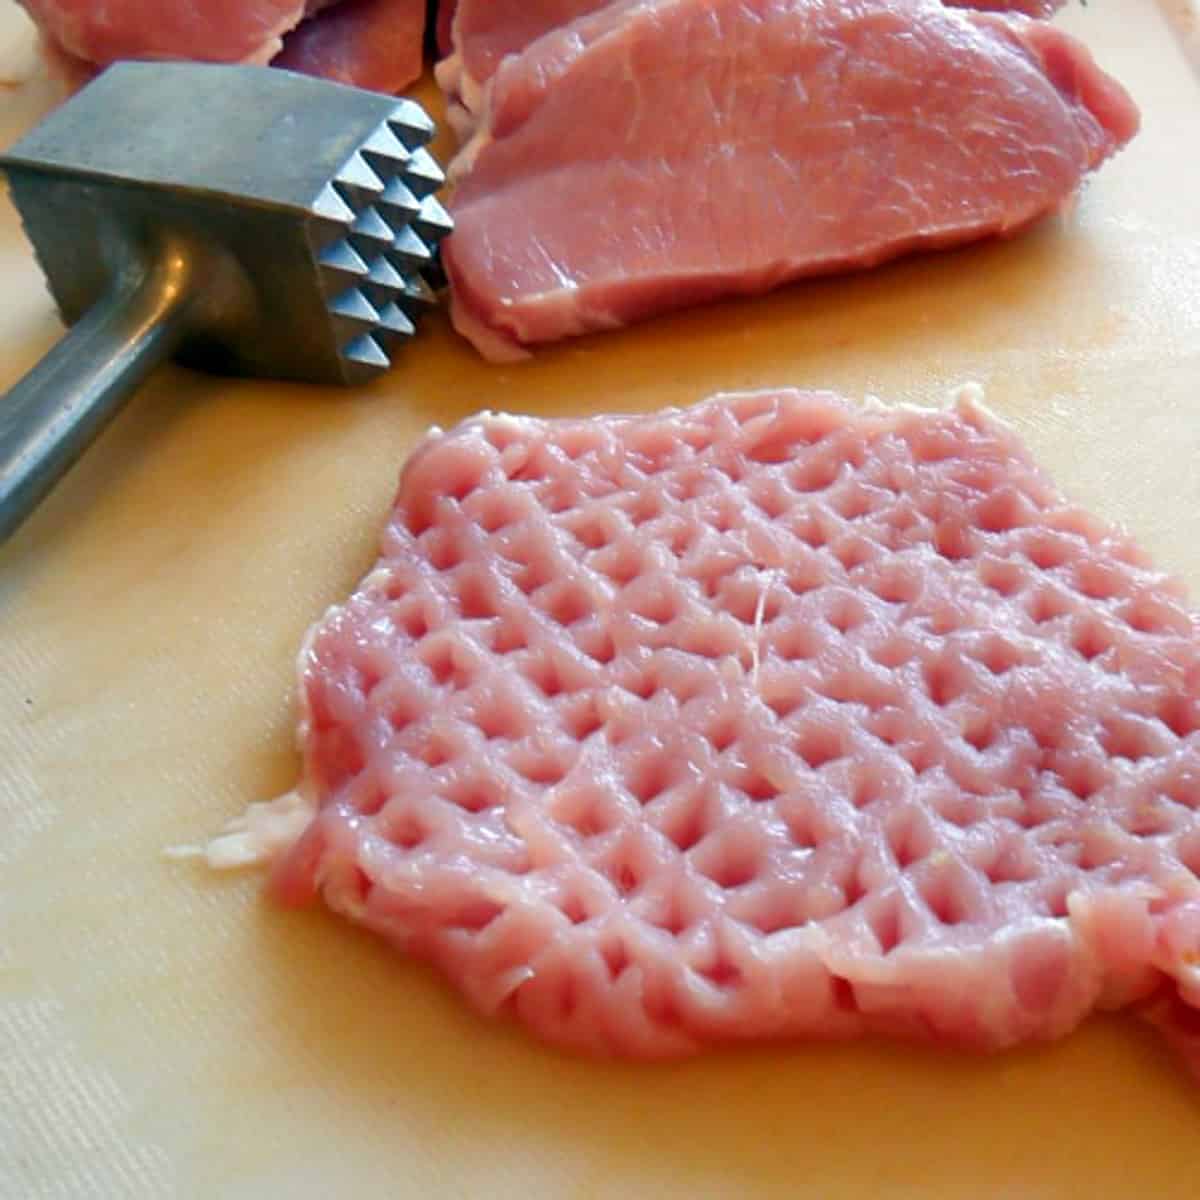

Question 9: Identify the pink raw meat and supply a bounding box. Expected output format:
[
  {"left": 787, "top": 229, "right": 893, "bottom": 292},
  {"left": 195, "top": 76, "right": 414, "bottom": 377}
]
[
  {"left": 274, "top": 0, "right": 427, "bottom": 93},
  {"left": 258, "top": 387, "right": 1200, "bottom": 1068},
  {"left": 951, "top": 0, "right": 1065, "bottom": 13},
  {"left": 437, "top": 0, "right": 458, "bottom": 57},
  {"left": 436, "top": 0, "right": 1066, "bottom": 132},
  {"left": 435, "top": 0, "right": 607, "bottom": 129},
  {"left": 442, "top": 0, "right": 1137, "bottom": 362},
  {"left": 21, "top": 0, "right": 428, "bottom": 93},
  {"left": 18, "top": 0, "right": 309, "bottom": 67}
]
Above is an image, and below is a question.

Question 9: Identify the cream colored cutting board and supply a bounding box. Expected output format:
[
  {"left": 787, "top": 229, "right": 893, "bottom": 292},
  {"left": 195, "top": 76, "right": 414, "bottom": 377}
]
[{"left": 2, "top": 3, "right": 1199, "bottom": 1196}]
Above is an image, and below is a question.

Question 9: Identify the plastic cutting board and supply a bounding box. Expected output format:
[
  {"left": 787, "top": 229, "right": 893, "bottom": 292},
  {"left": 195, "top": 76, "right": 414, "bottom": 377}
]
[{"left": 2, "top": 2, "right": 1199, "bottom": 1195}]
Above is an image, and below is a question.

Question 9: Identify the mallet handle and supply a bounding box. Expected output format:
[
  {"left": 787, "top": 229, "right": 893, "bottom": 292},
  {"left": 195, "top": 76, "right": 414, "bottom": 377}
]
[{"left": 0, "top": 242, "right": 202, "bottom": 545}]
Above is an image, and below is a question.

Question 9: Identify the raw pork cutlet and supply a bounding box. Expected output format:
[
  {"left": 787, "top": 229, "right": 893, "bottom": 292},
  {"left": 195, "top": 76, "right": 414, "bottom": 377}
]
[
  {"left": 19, "top": 0, "right": 428, "bottom": 93},
  {"left": 241, "top": 387, "right": 1200, "bottom": 1067},
  {"left": 435, "top": 0, "right": 1065, "bottom": 136},
  {"left": 273, "top": 0, "right": 427, "bottom": 94},
  {"left": 442, "top": 0, "right": 1138, "bottom": 363}
]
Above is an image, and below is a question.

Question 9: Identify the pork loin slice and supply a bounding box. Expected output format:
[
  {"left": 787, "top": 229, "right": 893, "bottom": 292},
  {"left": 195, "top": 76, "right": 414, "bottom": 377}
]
[
  {"left": 442, "top": 0, "right": 1138, "bottom": 362},
  {"left": 273, "top": 0, "right": 427, "bottom": 94},
  {"left": 243, "top": 387, "right": 1200, "bottom": 1067},
  {"left": 436, "top": 0, "right": 1065, "bottom": 135},
  {"left": 20, "top": 0, "right": 427, "bottom": 93},
  {"left": 18, "top": 0, "right": 310, "bottom": 68}
]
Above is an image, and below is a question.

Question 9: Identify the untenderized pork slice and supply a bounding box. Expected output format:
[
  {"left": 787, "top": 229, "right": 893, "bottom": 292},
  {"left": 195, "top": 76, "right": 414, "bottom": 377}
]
[
  {"left": 441, "top": 0, "right": 1138, "bottom": 362},
  {"left": 436, "top": 0, "right": 1067, "bottom": 134},
  {"left": 19, "top": 0, "right": 427, "bottom": 93},
  {"left": 224, "top": 387, "right": 1200, "bottom": 1069}
]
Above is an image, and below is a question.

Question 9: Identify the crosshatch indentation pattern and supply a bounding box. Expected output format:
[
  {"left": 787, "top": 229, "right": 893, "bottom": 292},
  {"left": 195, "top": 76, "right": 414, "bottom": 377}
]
[{"left": 274, "top": 389, "right": 1200, "bottom": 1058}]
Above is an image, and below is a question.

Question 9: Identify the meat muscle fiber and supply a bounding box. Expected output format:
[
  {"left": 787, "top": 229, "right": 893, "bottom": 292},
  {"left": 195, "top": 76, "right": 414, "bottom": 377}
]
[
  {"left": 19, "top": 0, "right": 428, "bottom": 93},
  {"left": 436, "top": 0, "right": 608, "bottom": 132},
  {"left": 436, "top": 0, "right": 1064, "bottom": 132},
  {"left": 272, "top": 0, "right": 426, "bottom": 94},
  {"left": 441, "top": 0, "right": 1138, "bottom": 362},
  {"left": 436, "top": 0, "right": 457, "bottom": 57},
  {"left": 18, "top": 0, "right": 309, "bottom": 67},
  {"left": 227, "top": 388, "right": 1200, "bottom": 1069}
]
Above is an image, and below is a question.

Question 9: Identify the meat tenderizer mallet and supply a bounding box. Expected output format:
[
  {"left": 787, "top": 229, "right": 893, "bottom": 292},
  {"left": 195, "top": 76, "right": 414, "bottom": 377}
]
[{"left": 0, "top": 60, "right": 452, "bottom": 544}]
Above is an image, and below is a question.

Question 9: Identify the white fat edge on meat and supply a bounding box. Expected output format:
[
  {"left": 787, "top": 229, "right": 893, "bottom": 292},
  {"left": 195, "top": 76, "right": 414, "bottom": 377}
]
[
  {"left": 447, "top": 288, "right": 533, "bottom": 362},
  {"left": 858, "top": 379, "right": 994, "bottom": 423},
  {"left": 443, "top": 70, "right": 497, "bottom": 183},
  {"left": 434, "top": 0, "right": 493, "bottom": 166},
  {"left": 165, "top": 788, "right": 317, "bottom": 871},
  {"left": 431, "top": 0, "right": 466, "bottom": 110},
  {"left": 433, "top": 54, "right": 478, "bottom": 148},
  {"left": 434, "top": 0, "right": 489, "bottom": 177},
  {"left": 698, "top": 380, "right": 995, "bottom": 425}
]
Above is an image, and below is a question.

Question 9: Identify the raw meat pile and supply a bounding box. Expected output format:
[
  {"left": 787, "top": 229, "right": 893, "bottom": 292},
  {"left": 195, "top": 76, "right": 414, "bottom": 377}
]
[
  {"left": 439, "top": 0, "right": 1139, "bottom": 360},
  {"left": 237, "top": 388, "right": 1200, "bottom": 1070},
  {"left": 18, "top": 0, "right": 428, "bottom": 93},
  {"left": 18, "top": 0, "right": 1140, "bottom": 365},
  {"left": 436, "top": 0, "right": 1068, "bottom": 136}
]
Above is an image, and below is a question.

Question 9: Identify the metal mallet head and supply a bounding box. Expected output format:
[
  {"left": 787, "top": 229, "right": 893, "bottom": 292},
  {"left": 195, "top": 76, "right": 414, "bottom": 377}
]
[{"left": 0, "top": 61, "right": 452, "bottom": 543}]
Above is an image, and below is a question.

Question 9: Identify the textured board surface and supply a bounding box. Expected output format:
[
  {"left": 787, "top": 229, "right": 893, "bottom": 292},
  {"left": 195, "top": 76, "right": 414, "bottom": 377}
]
[{"left": 2, "top": 2, "right": 1200, "bottom": 1196}]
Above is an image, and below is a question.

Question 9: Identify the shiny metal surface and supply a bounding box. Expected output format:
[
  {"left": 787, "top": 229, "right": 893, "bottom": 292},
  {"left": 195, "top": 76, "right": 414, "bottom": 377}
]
[
  {"left": 0, "top": 60, "right": 449, "bottom": 543},
  {"left": 0, "top": 239, "right": 220, "bottom": 542}
]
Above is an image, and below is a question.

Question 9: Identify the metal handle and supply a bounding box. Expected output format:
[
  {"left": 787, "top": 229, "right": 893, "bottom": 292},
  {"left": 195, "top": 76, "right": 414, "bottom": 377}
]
[{"left": 0, "top": 241, "right": 204, "bottom": 545}]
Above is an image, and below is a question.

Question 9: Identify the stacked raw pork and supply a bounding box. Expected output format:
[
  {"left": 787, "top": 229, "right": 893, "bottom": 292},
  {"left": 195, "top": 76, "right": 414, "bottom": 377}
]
[
  {"left": 19, "top": 1, "right": 1139, "bottom": 362},
  {"left": 436, "top": 0, "right": 1068, "bottom": 135},
  {"left": 249, "top": 386, "right": 1200, "bottom": 1073},
  {"left": 18, "top": 0, "right": 429, "bottom": 93},
  {"left": 437, "top": 0, "right": 1138, "bottom": 360}
]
